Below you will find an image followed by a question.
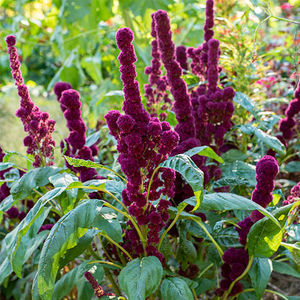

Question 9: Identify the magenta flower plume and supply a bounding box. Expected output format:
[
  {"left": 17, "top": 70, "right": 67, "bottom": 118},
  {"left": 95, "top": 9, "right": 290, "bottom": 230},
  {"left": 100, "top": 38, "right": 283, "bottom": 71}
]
[
  {"left": 6, "top": 35, "right": 56, "bottom": 167},
  {"left": 153, "top": 10, "right": 197, "bottom": 146},
  {"left": 279, "top": 83, "right": 300, "bottom": 141},
  {"left": 58, "top": 89, "right": 101, "bottom": 183},
  {"left": 176, "top": 45, "right": 188, "bottom": 71},
  {"left": 105, "top": 28, "right": 179, "bottom": 261},
  {"left": 218, "top": 155, "right": 278, "bottom": 297},
  {"left": 144, "top": 14, "right": 171, "bottom": 120},
  {"left": 283, "top": 181, "right": 300, "bottom": 205}
]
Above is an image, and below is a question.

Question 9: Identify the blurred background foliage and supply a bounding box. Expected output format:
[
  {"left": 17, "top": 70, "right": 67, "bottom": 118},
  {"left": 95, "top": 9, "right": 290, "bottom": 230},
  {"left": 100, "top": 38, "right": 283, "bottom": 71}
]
[{"left": 0, "top": 0, "right": 299, "bottom": 154}]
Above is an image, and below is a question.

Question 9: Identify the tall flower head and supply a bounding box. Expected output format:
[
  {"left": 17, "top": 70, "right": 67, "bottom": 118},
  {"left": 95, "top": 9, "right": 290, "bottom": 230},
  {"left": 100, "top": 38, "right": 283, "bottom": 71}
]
[
  {"left": 105, "top": 27, "right": 179, "bottom": 261},
  {"left": 6, "top": 35, "right": 56, "bottom": 167}
]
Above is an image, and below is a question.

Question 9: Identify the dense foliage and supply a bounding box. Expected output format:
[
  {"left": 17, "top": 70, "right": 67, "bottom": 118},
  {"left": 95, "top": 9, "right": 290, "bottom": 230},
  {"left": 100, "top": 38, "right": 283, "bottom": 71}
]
[{"left": 0, "top": 0, "right": 299, "bottom": 299}]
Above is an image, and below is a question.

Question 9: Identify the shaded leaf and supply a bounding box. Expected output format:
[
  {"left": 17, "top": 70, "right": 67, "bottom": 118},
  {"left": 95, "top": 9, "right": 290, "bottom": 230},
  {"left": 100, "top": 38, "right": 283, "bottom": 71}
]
[{"left": 160, "top": 277, "right": 193, "bottom": 300}]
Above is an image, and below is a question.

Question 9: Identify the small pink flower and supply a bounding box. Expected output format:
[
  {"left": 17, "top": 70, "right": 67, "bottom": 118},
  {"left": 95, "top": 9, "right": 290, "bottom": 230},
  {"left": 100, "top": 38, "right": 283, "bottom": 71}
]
[{"left": 281, "top": 3, "right": 292, "bottom": 10}]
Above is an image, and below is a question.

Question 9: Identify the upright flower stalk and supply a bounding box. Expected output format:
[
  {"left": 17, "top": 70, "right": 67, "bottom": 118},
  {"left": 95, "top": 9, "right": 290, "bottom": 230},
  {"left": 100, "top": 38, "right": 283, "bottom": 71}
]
[
  {"left": 53, "top": 83, "right": 101, "bottom": 183},
  {"left": 105, "top": 28, "right": 179, "bottom": 261},
  {"left": 6, "top": 35, "right": 56, "bottom": 167},
  {"left": 217, "top": 155, "right": 279, "bottom": 297},
  {"left": 144, "top": 15, "right": 171, "bottom": 120}
]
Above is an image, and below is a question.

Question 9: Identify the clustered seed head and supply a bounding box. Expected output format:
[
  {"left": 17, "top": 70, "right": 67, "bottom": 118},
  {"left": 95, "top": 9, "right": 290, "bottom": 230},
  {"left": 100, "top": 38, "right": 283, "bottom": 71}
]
[
  {"left": 84, "top": 271, "right": 115, "bottom": 298},
  {"left": 54, "top": 83, "right": 100, "bottom": 183},
  {"left": 144, "top": 14, "right": 171, "bottom": 121},
  {"left": 283, "top": 181, "right": 300, "bottom": 205},
  {"left": 218, "top": 155, "right": 279, "bottom": 297},
  {"left": 6, "top": 35, "right": 56, "bottom": 168},
  {"left": 105, "top": 28, "right": 179, "bottom": 261},
  {"left": 279, "top": 83, "right": 300, "bottom": 140},
  {"left": 154, "top": 10, "right": 197, "bottom": 149}
]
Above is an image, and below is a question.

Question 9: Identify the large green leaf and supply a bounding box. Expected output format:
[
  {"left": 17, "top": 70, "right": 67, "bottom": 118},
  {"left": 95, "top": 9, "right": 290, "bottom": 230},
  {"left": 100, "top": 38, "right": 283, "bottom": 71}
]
[
  {"left": 272, "top": 261, "right": 300, "bottom": 279},
  {"left": 285, "top": 161, "right": 300, "bottom": 173},
  {"left": 233, "top": 92, "right": 258, "bottom": 117},
  {"left": 118, "top": 256, "right": 163, "bottom": 300},
  {"left": 248, "top": 201, "right": 300, "bottom": 257},
  {"left": 187, "top": 193, "right": 280, "bottom": 227},
  {"left": 37, "top": 199, "right": 121, "bottom": 300},
  {"left": 214, "top": 227, "right": 240, "bottom": 248},
  {"left": 5, "top": 203, "right": 51, "bottom": 277},
  {"left": 0, "top": 243, "right": 11, "bottom": 284},
  {"left": 281, "top": 242, "right": 300, "bottom": 266},
  {"left": 249, "top": 258, "right": 272, "bottom": 299},
  {"left": 81, "top": 55, "right": 102, "bottom": 84},
  {"left": 159, "top": 154, "right": 204, "bottom": 211},
  {"left": 160, "top": 277, "right": 193, "bottom": 300},
  {"left": 184, "top": 146, "right": 224, "bottom": 163},
  {"left": 221, "top": 149, "right": 248, "bottom": 163},
  {"left": 10, "top": 167, "right": 61, "bottom": 200},
  {"left": 240, "top": 124, "right": 286, "bottom": 155},
  {"left": 221, "top": 161, "right": 256, "bottom": 186}
]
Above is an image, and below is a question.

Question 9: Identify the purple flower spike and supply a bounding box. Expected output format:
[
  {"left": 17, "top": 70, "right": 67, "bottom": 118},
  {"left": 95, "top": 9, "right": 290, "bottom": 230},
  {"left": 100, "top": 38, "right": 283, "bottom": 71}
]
[{"left": 6, "top": 35, "right": 56, "bottom": 167}]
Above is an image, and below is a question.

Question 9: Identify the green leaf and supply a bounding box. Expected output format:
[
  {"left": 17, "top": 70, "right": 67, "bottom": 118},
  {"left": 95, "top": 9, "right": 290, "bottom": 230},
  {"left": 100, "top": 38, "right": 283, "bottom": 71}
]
[
  {"left": 86, "top": 131, "right": 101, "bottom": 147},
  {"left": 37, "top": 199, "right": 121, "bottom": 300},
  {"left": 285, "top": 161, "right": 300, "bottom": 173},
  {"left": 184, "top": 146, "right": 224, "bottom": 163},
  {"left": 286, "top": 224, "right": 300, "bottom": 242},
  {"left": 233, "top": 92, "right": 258, "bottom": 117},
  {"left": 64, "top": 156, "right": 124, "bottom": 181},
  {"left": 248, "top": 201, "right": 300, "bottom": 257},
  {"left": 52, "top": 262, "right": 104, "bottom": 300},
  {"left": 0, "top": 162, "right": 15, "bottom": 171},
  {"left": 0, "top": 243, "right": 12, "bottom": 284},
  {"left": 81, "top": 55, "right": 102, "bottom": 84},
  {"left": 214, "top": 227, "right": 240, "bottom": 248},
  {"left": 240, "top": 125, "right": 286, "bottom": 155},
  {"left": 213, "top": 177, "right": 249, "bottom": 188},
  {"left": 58, "top": 230, "right": 98, "bottom": 269},
  {"left": 192, "top": 193, "right": 281, "bottom": 227},
  {"left": 10, "top": 167, "right": 61, "bottom": 200},
  {"left": 221, "top": 149, "right": 248, "bottom": 163},
  {"left": 118, "top": 256, "right": 163, "bottom": 300},
  {"left": 160, "top": 277, "right": 193, "bottom": 300},
  {"left": 281, "top": 242, "right": 300, "bottom": 266},
  {"left": 221, "top": 161, "right": 256, "bottom": 186},
  {"left": 249, "top": 258, "right": 272, "bottom": 299},
  {"left": 5, "top": 204, "right": 51, "bottom": 277},
  {"left": 159, "top": 154, "right": 204, "bottom": 211},
  {"left": 272, "top": 261, "right": 300, "bottom": 279}
]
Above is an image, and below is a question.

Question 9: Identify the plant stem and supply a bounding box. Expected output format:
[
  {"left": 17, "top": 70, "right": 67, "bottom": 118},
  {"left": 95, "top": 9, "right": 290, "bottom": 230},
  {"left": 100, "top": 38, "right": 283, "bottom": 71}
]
[
  {"left": 104, "top": 268, "right": 122, "bottom": 296},
  {"left": 191, "top": 216, "right": 224, "bottom": 258},
  {"left": 157, "top": 203, "right": 187, "bottom": 251},
  {"left": 88, "top": 260, "right": 122, "bottom": 269},
  {"left": 198, "top": 263, "right": 214, "bottom": 278},
  {"left": 223, "top": 256, "right": 254, "bottom": 300},
  {"left": 99, "top": 232, "right": 133, "bottom": 260},
  {"left": 192, "top": 288, "right": 198, "bottom": 299}
]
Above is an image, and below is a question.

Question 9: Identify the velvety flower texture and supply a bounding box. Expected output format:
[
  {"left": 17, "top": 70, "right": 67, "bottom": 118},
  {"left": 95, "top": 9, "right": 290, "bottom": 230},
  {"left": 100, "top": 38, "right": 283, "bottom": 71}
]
[
  {"left": 6, "top": 35, "right": 56, "bottom": 167},
  {"left": 105, "top": 28, "right": 179, "bottom": 261},
  {"left": 153, "top": 10, "right": 197, "bottom": 149},
  {"left": 218, "top": 155, "right": 279, "bottom": 297},
  {"left": 144, "top": 14, "right": 171, "bottom": 121},
  {"left": 84, "top": 271, "right": 115, "bottom": 298},
  {"left": 53, "top": 85, "right": 101, "bottom": 184},
  {"left": 283, "top": 182, "right": 300, "bottom": 206},
  {"left": 279, "top": 83, "right": 300, "bottom": 141}
]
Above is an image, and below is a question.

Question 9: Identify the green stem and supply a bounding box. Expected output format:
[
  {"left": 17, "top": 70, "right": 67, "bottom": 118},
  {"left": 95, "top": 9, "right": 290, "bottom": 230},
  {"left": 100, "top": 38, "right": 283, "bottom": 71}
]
[
  {"left": 146, "top": 165, "right": 160, "bottom": 203},
  {"left": 192, "top": 288, "right": 198, "bottom": 300},
  {"left": 157, "top": 204, "right": 187, "bottom": 251},
  {"left": 88, "top": 260, "right": 122, "bottom": 270},
  {"left": 269, "top": 15, "right": 300, "bottom": 25},
  {"left": 99, "top": 232, "right": 133, "bottom": 260},
  {"left": 224, "top": 256, "right": 254, "bottom": 300},
  {"left": 264, "top": 289, "right": 289, "bottom": 300},
  {"left": 197, "top": 263, "right": 214, "bottom": 278},
  {"left": 104, "top": 268, "right": 122, "bottom": 296},
  {"left": 191, "top": 216, "right": 224, "bottom": 259}
]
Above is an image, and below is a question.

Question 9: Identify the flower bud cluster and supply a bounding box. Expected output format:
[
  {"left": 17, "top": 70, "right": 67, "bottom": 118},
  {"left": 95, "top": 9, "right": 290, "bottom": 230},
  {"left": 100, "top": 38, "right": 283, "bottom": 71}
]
[
  {"left": 283, "top": 181, "right": 300, "bottom": 206},
  {"left": 6, "top": 35, "right": 56, "bottom": 167},
  {"left": 54, "top": 83, "right": 100, "bottom": 183},
  {"left": 84, "top": 271, "right": 115, "bottom": 298},
  {"left": 153, "top": 10, "right": 197, "bottom": 148},
  {"left": 279, "top": 83, "right": 300, "bottom": 141},
  {"left": 105, "top": 28, "right": 179, "bottom": 261},
  {"left": 144, "top": 15, "right": 171, "bottom": 121},
  {"left": 218, "top": 155, "right": 278, "bottom": 297}
]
